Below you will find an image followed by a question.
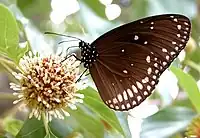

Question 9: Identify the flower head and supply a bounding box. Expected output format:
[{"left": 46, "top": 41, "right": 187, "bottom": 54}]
[
  {"left": 185, "top": 115, "right": 200, "bottom": 138},
  {"left": 10, "top": 52, "right": 84, "bottom": 121}
]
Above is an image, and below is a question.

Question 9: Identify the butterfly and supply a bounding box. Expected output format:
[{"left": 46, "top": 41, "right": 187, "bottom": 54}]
[{"left": 46, "top": 14, "right": 191, "bottom": 111}]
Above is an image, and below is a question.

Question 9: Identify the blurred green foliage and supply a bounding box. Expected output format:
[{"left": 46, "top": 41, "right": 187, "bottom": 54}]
[{"left": 0, "top": 0, "right": 199, "bottom": 138}]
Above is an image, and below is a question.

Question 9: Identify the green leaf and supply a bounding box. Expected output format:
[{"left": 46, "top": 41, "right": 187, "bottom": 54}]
[
  {"left": 0, "top": 4, "right": 18, "bottom": 50},
  {"left": 141, "top": 107, "right": 196, "bottom": 138},
  {"left": 81, "top": 0, "right": 106, "bottom": 19},
  {"left": 172, "top": 98, "right": 194, "bottom": 109},
  {"left": 68, "top": 107, "right": 104, "bottom": 138},
  {"left": 78, "top": 87, "right": 125, "bottom": 136},
  {"left": 17, "top": 0, "right": 51, "bottom": 27},
  {"left": 16, "top": 118, "right": 46, "bottom": 138},
  {"left": 171, "top": 66, "right": 200, "bottom": 113},
  {"left": 3, "top": 118, "right": 23, "bottom": 136},
  {"left": 49, "top": 119, "right": 73, "bottom": 138},
  {"left": 0, "top": 4, "right": 28, "bottom": 64}
]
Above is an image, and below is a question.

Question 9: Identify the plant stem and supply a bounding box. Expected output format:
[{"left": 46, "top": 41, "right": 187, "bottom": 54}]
[
  {"left": 42, "top": 112, "right": 49, "bottom": 135},
  {"left": 184, "top": 60, "right": 200, "bottom": 73}
]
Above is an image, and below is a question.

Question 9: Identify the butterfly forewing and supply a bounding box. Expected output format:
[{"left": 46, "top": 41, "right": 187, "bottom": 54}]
[{"left": 89, "top": 14, "right": 191, "bottom": 111}]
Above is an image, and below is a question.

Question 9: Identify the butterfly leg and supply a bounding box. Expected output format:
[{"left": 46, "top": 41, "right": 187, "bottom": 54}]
[
  {"left": 62, "top": 53, "right": 81, "bottom": 62},
  {"left": 76, "top": 69, "right": 88, "bottom": 83},
  {"left": 85, "top": 72, "right": 90, "bottom": 76},
  {"left": 66, "top": 46, "right": 79, "bottom": 54},
  {"left": 58, "top": 46, "right": 79, "bottom": 58}
]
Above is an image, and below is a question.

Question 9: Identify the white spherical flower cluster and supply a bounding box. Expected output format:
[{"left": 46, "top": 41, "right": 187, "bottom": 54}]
[{"left": 10, "top": 52, "right": 84, "bottom": 122}]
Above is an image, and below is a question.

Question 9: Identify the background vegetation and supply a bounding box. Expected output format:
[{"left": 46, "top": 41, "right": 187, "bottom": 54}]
[{"left": 0, "top": 0, "right": 199, "bottom": 138}]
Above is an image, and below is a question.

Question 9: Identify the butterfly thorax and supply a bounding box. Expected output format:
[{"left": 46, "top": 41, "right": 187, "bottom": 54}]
[{"left": 79, "top": 41, "right": 99, "bottom": 68}]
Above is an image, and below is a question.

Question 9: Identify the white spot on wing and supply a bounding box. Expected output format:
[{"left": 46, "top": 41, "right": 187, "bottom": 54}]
[
  {"left": 147, "top": 85, "right": 151, "bottom": 91},
  {"left": 174, "top": 18, "right": 178, "bottom": 22},
  {"left": 115, "top": 105, "right": 119, "bottom": 109},
  {"left": 113, "top": 98, "right": 118, "bottom": 104},
  {"left": 154, "top": 63, "right": 158, "bottom": 68},
  {"left": 155, "top": 70, "right": 159, "bottom": 74},
  {"left": 147, "top": 67, "right": 152, "bottom": 75},
  {"left": 142, "top": 77, "right": 149, "bottom": 83},
  {"left": 123, "top": 91, "right": 128, "bottom": 100},
  {"left": 175, "top": 47, "right": 179, "bottom": 51},
  {"left": 136, "top": 81, "right": 143, "bottom": 90},
  {"left": 127, "top": 89, "right": 133, "bottom": 97},
  {"left": 182, "top": 39, "right": 185, "bottom": 42},
  {"left": 172, "top": 41, "right": 176, "bottom": 45},
  {"left": 166, "top": 55, "right": 170, "bottom": 60},
  {"left": 132, "top": 85, "right": 138, "bottom": 93},
  {"left": 121, "top": 104, "right": 125, "bottom": 109},
  {"left": 123, "top": 70, "right": 128, "bottom": 74},
  {"left": 134, "top": 35, "right": 139, "bottom": 40},
  {"left": 144, "top": 91, "right": 148, "bottom": 96},
  {"left": 117, "top": 94, "right": 123, "bottom": 102},
  {"left": 170, "top": 51, "right": 176, "bottom": 56},
  {"left": 184, "top": 22, "right": 189, "bottom": 26},
  {"left": 177, "top": 25, "right": 181, "bottom": 30},
  {"left": 137, "top": 96, "right": 142, "bottom": 102},
  {"left": 127, "top": 103, "right": 131, "bottom": 108},
  {"left": 163, "top": 61, "right": 167, "bottom": 66},
  {"left": 146, "top": 56, "right": 150, "bottom": 63},
  {"left": 162, "top": 48, "right": 167, "bottom": 53},
  {"left": 153, "top": 75, "right": 157, "bottom": 79},
  {"left": 151, "top": 81, "right": 155, "bottom": 85},
  {"left": 132, "top": 101, "right": 136, "bottom": 106},
  {"left": 145, "top": 77, "right": 149, "bottom": 82},
  {"left": 110, "top": 104, "right": 114, "bottom": 108}
]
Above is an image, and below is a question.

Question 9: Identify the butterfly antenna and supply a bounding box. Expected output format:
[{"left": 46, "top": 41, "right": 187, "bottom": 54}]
[
  {"left": 58, "top": 40, "right": 80, "bottom": 44},
  {"left": 44, "top": 32, "right": 82, "bottom": 41}
]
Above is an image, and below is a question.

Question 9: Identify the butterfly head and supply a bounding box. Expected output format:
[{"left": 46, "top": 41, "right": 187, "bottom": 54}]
[{"left": 79, "top": 41, "right": 99, "bottom": 68}]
